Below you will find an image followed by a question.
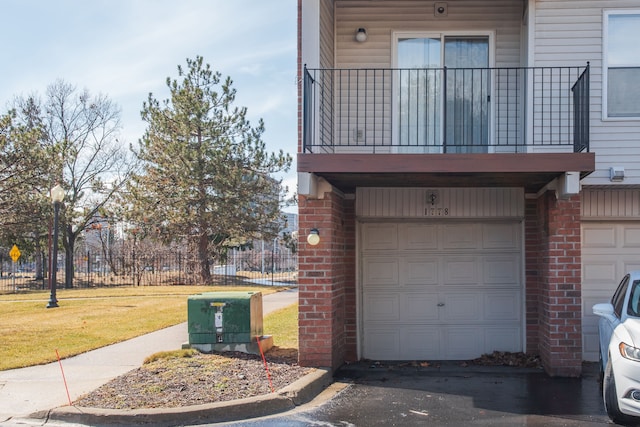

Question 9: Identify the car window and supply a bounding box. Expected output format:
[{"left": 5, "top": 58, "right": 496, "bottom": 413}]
[
  {"left": 613, "top": 275, "right": 630, "bottom": 318},
  {"left": 628, "top": 280, "right": 640, "bottom": 317}
]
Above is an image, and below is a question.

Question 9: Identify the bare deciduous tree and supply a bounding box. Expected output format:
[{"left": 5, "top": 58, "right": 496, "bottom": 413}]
[{"left": 43, "top": 80, "right": 137, "bottom": 288}]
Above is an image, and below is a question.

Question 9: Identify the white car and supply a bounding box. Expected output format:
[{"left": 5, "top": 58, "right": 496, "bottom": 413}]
[{"left": 593, "top": 271, "right": 640, "bottom": 424}]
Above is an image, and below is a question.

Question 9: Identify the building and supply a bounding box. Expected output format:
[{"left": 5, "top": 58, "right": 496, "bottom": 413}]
[{"left": 297, "top": 0, "right": 640, "bottom": 377}]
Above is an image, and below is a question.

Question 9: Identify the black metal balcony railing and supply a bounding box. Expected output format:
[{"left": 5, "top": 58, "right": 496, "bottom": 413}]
[{"left": 303, "top": 64, "right": 590, "bottom": 154}]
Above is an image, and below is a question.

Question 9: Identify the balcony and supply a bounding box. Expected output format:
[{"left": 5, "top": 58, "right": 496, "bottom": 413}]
[
  {"left": 303, "top": 65, "right": 590, "bottom": 154},
  {"left": 299, "top": 65, "right": 594, "bottom": 193}
]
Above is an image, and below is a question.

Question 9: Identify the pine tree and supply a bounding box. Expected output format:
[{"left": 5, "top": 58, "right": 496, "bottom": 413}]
[{"left": 129, "top": 56, "right": 292, "bottom": 284}]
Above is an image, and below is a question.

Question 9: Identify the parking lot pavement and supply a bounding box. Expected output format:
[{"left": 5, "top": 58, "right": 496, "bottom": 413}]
[{"left": 213, "top": 361, "right": 616, "bottom": 426}]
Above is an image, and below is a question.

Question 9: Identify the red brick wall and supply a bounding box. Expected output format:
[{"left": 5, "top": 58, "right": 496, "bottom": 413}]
[
  {"left": 525, "top": 198, "right": 541, "bottom": 354},
  {"left": 297, "top": 191, "right": 353, "bottom": 369},
  {"left": 536, "top": 191, "right": 583, "bottom": 377},
  {"left": 343, "top": 198, "right": 357, "bottom": 362}
]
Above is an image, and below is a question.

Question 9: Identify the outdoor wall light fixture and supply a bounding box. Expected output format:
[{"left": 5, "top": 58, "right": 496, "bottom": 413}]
[
  {"left": 307, "top": 228, "right": 320, "bottom": 246},
  {"left": 610, "top": 166, "right": 625, "bottom": 182},
  {"left": 355, "top": 28, "right": 367, "bottom": 43}
]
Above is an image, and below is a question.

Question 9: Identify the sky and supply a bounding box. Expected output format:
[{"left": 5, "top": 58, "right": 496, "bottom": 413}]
[{"left": 0, "top": 0, "right": 298, "bottom": 211}]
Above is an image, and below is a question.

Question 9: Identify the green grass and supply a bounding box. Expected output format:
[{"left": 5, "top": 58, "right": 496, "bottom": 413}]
[
  {"left": 263, "top": 303, "right": 298, "bottom": 349},
  {"left": 0, "top": 285, "right": 290, "bottom": 370}
]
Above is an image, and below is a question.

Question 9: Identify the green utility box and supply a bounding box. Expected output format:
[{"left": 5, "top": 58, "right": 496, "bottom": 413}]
[{"left": 187, "top": 291, "right": 263, "bottom": 345}]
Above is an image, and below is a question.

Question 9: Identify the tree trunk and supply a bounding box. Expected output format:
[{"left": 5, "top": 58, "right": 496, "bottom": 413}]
[
  {"left": 64, "top": 224, "right": 75, "bottom": 289},
  {"left": 34, "top": 241, "right": 43, "bottom": 281},
  {"left": 198, "top": 233, "right": 211, "bottom": 284}
]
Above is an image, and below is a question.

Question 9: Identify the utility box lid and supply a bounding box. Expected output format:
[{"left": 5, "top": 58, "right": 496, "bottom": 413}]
[{"left": 187, "top": 291, "right": 263, "bottom": 344}]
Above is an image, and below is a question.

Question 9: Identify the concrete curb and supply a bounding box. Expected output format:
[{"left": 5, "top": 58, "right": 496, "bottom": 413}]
[{"left": 43, "top": 368, "right": 332, "bottom": 426}]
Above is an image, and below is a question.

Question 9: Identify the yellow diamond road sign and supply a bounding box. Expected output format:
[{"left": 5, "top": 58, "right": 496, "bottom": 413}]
[{"left": 9, "top": 245, "right": 20, "bottom": 262}]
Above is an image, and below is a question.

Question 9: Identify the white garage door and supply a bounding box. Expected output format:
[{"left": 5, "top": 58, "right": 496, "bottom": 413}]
[
  {"left": 361, "top": 221, "right": 523, "bottom": 361},
  {"left": 582, "top": 222, "right": 640, "bottom": 361}
]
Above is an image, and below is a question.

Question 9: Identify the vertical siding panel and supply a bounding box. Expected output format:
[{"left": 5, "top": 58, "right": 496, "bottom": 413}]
[
  {"left": 582, "top": 189, "right": 640, "bottom": 219},
  {"left": 356, "top": 188, "right": 524, "bottom": 218}
]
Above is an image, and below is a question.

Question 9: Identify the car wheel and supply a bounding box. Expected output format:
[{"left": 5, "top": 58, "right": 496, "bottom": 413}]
[{"left": 604, "top": 357, "right": 635, "bottom": 425}]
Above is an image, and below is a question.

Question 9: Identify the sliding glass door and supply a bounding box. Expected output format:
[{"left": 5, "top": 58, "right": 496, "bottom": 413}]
[{"left": 397, "top": 35, "right": 490, "bottom": 153}]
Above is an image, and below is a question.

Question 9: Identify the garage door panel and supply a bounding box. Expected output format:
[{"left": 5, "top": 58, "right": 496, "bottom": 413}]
[
  {"left": 623, "top": 261, "right": 640, "bottom": 272},
  {"left": 484, "top": 293, "right": 521, "bottom": 321},
  {"left": 623, "top": 227, "right": 640, "bottom": 247},
  {"left": 443, "top": 257, "right": 479, "bottom": 285},
  {"left": 583, "top": 226, "right": 616, "bottom": 248},
  {"left": 362, "top": 223, "right": 399, "bottom": 250},
  {"left": 584, "top": 294, "right": 611, "bottom": 312},
  {"left": 442, "top": 224, "right": 478, "bottom": 249},
  {"left": 404, "top": 294, "right": 440, "bottom": 321},
  {"left": 583, "top": 262, "right": 617, "bottom": 285},
  {"left": 363, "top": 257, "right": 399, "bottom": 286},
  {"left": 482, "top": 223, "right": 519, "bottom": 249},
  {"left": 401, "top": 327, "right": 440, "bottom": 359},
  {"left": 364, "top": 329, "right": 401, "bottom": 359},
  {"left": 583, "top": 332, "right": 600, "bottom": 360},
  {"left": 442, "top": 294, "right": 481, "bottom": 322},
  {"left": 403, "top": 258, "right": 438, "bottom": 285},
  {"left": 443, "top": 328, "right": 483, "bottom": 359},
  {"left": 364, "top": 293, "right": 400, "bottom": 321},
  {"left": 583, "top": 221, "right": 640, "bottom": 361},
  {"left": 403, "top": 224, "right": 439, "bottom": 250},
  {"left": 362, "top": 220, "right": 522, "bottom": 361},
  {"left": 484, "top": 327, "right": 521, "bottom": 352},
  {"left": 483, "top": 256, "right": 519, "bottom": 285}
]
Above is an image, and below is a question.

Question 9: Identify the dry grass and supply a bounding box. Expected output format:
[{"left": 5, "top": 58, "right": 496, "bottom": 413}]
[
  {"left": 263, "top": 303, "right": 299, "bottom": 349},
  {"left": 0, "top": 285, "right": 286, "bottom": 371}
]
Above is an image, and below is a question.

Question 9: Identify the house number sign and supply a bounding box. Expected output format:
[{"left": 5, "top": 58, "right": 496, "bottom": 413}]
[
  {"left": 425, "top": 207, "right": 450, "bottom": 216},
  {"left": 424, "top": 190, "right": 450, "bottom": 216}
]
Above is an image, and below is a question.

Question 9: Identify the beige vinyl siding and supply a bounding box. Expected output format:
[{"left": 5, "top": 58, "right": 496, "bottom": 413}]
[
  {"left": 319, "top": 0, "right": 334, "bottom": 69},
  {"left": 335, "top": 0, "right": 523, "bottom": 68},
  {"left": 311, "top": 1, "right": 335, "bottom": 154},
  {"left": 534, "top": 0, "right": 640, "bottom": 185},
  {"left": 328, "top": 0, "right": 524, "bottom": 151}
]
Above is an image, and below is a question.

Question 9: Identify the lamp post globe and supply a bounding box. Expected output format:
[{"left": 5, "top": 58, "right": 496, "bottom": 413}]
[
  {"left": 47, "top": 184, "right": 65, "bottom": 309},
  {"left": 50, "top": 184, "right": 65, "bottom": 203}
]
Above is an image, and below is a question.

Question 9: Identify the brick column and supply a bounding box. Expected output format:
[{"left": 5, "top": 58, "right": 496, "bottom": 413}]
[
  {"left": 537, "top": 191, "right": 582, "bottom": 377},
  {"left": 298, "top": 191, "right": 353, "bottom": 370},
  {"left": 525, "top": 197, "right": 541, "bottom": 355}
]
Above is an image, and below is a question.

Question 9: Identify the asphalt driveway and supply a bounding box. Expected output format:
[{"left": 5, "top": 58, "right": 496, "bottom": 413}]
[{"left": 214, "top": 361, "right": 620, "bottom": 426}]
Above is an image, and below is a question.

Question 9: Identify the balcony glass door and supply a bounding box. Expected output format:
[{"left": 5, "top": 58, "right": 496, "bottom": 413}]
[{"left": 397, "top": 35, "right": 490, "bottom": 153}]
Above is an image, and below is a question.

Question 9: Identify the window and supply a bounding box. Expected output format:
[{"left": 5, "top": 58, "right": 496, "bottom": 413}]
[
  {"left": 612, "top": 274, "right": 630, "bottom": 318},
  {"left": 628, "top": 280, "right": 640, "bottom": 317},
  {"left": 604, "top": 11, "right": 640, "bottom": 118}
]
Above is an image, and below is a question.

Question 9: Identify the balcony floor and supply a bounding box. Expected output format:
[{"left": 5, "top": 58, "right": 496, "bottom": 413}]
[{"left": 297, "top": 153, "right": 595, "bottom": 193}]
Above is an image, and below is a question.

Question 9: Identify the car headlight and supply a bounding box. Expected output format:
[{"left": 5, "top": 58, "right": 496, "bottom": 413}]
[{"left": 619, "top": 342, "right": 640, "bottom": 361}]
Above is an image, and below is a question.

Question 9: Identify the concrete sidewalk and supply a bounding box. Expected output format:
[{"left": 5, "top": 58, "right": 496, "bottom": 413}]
[{"left": 0, "top": 288, "right": 300, "bottom": 424}]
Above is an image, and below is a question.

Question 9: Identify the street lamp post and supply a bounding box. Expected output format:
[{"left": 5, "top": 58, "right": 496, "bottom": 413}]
[{"left": 47, "top": 184, "right": 65, "bottom": 309}]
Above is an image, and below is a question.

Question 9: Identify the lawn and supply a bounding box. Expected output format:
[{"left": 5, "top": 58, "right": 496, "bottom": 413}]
[{"left": 0, "top": 285, "right": 291, "bottom": 371}]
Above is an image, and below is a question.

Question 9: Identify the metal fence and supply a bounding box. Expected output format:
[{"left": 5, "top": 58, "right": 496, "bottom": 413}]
[
  {"left": 303, "top": 64, "right": 590, "bottom": 153},
  {"left": 0, "top": 240, "right": 297, "bottom": 293}
]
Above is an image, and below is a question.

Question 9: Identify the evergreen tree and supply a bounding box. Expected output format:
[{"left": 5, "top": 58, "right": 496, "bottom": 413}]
[
  {"left": 129, "top": 56, "right": 291, "bottom": 283},
  {"left": 0, "top": 101, "right": 52, "bottom": 277}
]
